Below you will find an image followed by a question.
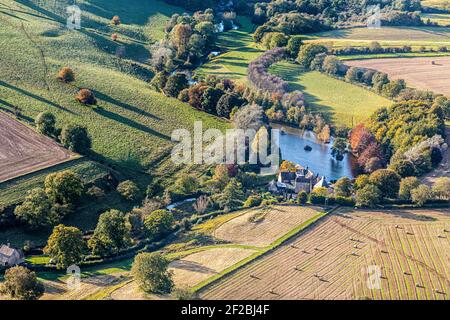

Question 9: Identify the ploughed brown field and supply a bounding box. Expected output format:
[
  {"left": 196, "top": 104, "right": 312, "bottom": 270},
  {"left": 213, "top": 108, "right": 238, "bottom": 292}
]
[
  {"left": 346, "top": 56, "right": 450, "bottom": 96},
  {"left": 0, "top": 112, "right": 74, "bottom": 182},
  {"left": 201, "top": 209, "right": 450, "bottom": 300}
]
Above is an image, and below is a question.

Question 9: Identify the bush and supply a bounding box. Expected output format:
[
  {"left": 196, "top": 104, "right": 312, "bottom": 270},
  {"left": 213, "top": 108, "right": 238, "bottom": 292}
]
[
  {"left": 35, "top": 111, "right": 56, "bottom": 137},
  {"left": 57, "top": 67, "right": 75, "bottom": 83},
  {"left": 0, "top": 266, "right": 44, "bottom": 300},
  {"left": 75, "top": 89, "right": 97, "bottom": 105},
  {"left": 244, "top": 195, "right": 262, "bottom": 208},
  {"left": 399, "top": 177, "right": 420, "bottom": 200},
  {"left": 297, "top": 44, "right": 328, "bottom": 69},
  {"left": 164, "top": 73, "right": 189, "bottom": 97},
  {"left": 117, "top": 180, "right": 140, "bottom": 201},
  {"left": 411, "top": 185, "right": 433, "bottom": 206},
  {"left": 334, "top": 196, "right": 355, "bottom": 206},
  {"left": 60, "top": 124, "right": 91, "bottom": 154},
  {"left": 297, "top": 191, "right": 308, "bottom": 204}
]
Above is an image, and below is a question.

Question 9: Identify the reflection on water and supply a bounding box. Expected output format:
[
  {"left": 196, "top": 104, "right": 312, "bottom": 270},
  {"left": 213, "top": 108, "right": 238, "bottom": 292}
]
[{"left": 274, "top": 125, "right": 357, "bottom": 181}]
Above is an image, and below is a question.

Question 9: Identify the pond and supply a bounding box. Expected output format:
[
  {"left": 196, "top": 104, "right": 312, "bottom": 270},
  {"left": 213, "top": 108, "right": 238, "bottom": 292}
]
[{"left": 273, "top": 124, "right": 358, "bottom": 181}]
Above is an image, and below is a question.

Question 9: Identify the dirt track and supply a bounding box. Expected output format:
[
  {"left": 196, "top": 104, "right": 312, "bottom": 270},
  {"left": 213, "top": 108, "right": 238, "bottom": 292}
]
[
  {"left": 346, "top": 56, "right": 450, "bottom": 96},
  {"left": 0, "top": 112, "right": 73, "bottom": 182}
]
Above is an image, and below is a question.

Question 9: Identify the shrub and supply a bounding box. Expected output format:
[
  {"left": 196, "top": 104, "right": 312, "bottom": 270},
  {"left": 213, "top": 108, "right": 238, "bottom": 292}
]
[
  {"left": 132, "top": 252, "right": 173, "bottom": 294},
  {"left": 164, "top": 73, "right": 189, "bottom": 97},
  {"left": 75, "top": 89, "right": 97, "bottom": 105},
  {"left": 60, "top": 124, "right": 91, "bottom": 154},
  {"left": 117, "top": 180, "right": 140, "bottom": 201},
  {"left": 111, "top": 15, "right": 121, "bottom": 25},
  {"left": 0, "top": 266, "right": 44, "bottom": 300},
  {"left": 297, "top": 191, "right": 308, "bottom": 204},
  {"left": 35, "top": 111, "right": 56, "bottom": 137},
  {"left": 144, "top": 210, "right": 174, "bottom": 240},
  {"left": 86, "top": 186, "right": 105, "bottom": 198},
  {"left": 172, "top": 286, "right": 195, "bottom": 300},
  {"left": 333, "top": 177, "right": 352, "bottom": 197},
  {"left": 57, "top": 67, "right": 75, "bottom": 83},
  {"left": 432, "top": 177, "right": 450, "bottom": 200},
  {"left": 334, "top": 196, "right": 355, "bottom": 206},
  {"left": 297, "top": 44, "right": 328, "bottom": 69},
  {"left": 244, "top": 195, "right": 262, "bottom": 208}
]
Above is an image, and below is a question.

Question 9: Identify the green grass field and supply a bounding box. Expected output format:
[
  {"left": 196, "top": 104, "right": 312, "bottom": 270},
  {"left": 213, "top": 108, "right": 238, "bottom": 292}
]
[
  {"left": 269, "top": 62, "right": 393, "bottom": 127},
  {"left": 195, "top": 16, "right": 263, "bottom": 82},
  {"left": 304, "top": 26, "right": 450, "bottom": 50},
  {"left": 0, "top": 0, "right": 228, "bottom": 246},
  {"left": 0, "top": 0, "right": 228, "bottom": 182}
]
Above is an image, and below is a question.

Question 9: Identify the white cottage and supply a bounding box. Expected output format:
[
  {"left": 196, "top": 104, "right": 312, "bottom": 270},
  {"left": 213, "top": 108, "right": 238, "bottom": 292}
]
[{"left": 0, "top": 244, "right": 24, "bottom": 267}]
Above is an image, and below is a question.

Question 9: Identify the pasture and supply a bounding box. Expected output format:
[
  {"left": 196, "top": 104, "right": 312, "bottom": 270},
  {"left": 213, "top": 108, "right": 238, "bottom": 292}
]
[
  {"left": 346, "top": 56, "right": 450, "bottom": 96},
  {"left": 0, "top": 111, "right": 74, "bottom": 182},
  {"left": 422, "top": 13, "right": 450, "bottom": 26},
  {"left": 201, "top": 208, "right": 450, "bottom": 300},
  {"left": 195, "top": 16, "right": 263, "bottom": 82},
  {"left": 422, "top": 0, "right": 450, "bottom": 11},
  {"left": 304, "top": 26, "right": 450, "bottom": 51},
  {"left": 0, "top": 0, "right": 228, "bottom": 186},
  {"left": 269, "top": 62, "right": 392, "bottom": 127}
]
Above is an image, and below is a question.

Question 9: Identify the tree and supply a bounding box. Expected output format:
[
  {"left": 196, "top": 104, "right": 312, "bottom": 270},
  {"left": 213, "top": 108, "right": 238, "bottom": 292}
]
[
  {"left": 60, "top": 124, "right": 91, "bottom": 154},
  {"left": 233, "top": 104, "right": 265, "bottom": 130},
  {"left": 322, "top": 55, "right": 342, "bottom": 75},
  {"left": 345, "top": 67, "right": 361, "bottom": 83},
  {"left": 331, "top": 137, "right": 347, "bottom": 161},
  {"left": 355, "top": 184, "right": 381, "bottom": 207},
  {"left": 244, "top": 195, "right": 262, "bottom": 208},
  {"left": 354, "top": 174, "right": 370, "bottom": 190},
  {"left": 201, "top": 87, "right": 224, "bottom": 114},
  {"left": 88, "top": 210, "right": 131, "bottom": 256},
  {"left": 297, "top": 44, "right": 328, "bottom": 69},
  {"left": 44, "top": 170, "right": 83, "bottom": 205},
  {"left": 309, "top": 187, "right": 328, "bottom": 204},
  {"left": 287, "top": 36, "right": 303, "bottom": 58},
  {"left": 144, "top": 210, "right": 174, "bottom": 240},
  {"left": 334, "top": 177, "right": 352, "bottom": 197},
  {"left": 399, "top": 177, "right": 420, "bottom": 200},
  {"left": 389, "top": 158, "right": 416, "bottom": 177},
  {"left": 44, "top": 224, "right": 85, "bottom": 269},
  {"left": 117, "top": 180, "right": 140, "bottom": 201},
  {"left": 0, "top": 266, "right": 44, "bottom": 300},
  {"left": 217, "top": 178, "right": 244, "bottom": 210},
  {"left": 216, "top": 93, "right": 245, "bottom": 118},
  {"left": 369, "top": 169, "right": 401, "bottom": 198},
  {"left": 75, "top": 89, "right": 97, "bottom": 105},
  {"left": 411, "top": 185, "right": 433, "bottom": 206},
  {"left": 14, "top": 188, "right": 58, "bottom": 229},
  {"left": 175, "top": 174, "right": 199, "bottom": 195},
  {"left": 163, "top": 73, "right": 188, "bottom": 97},
  {"left": 35, "top": 112, "right": 56, "bottom": 137},
  {"left": 150, "top": 71, "right": 168, "bottom": 91},
  {"left": 432, "top": 177, "right": 450, "bottom": 200},
  {"left": 57, "top": 67, "right": 75, "bottom": 83},
  {"left": 172, "top": 24, "right": 192, "bottom": 57},
  {"left": 131, "top": 252, "right": 173, "bottom": 294}
]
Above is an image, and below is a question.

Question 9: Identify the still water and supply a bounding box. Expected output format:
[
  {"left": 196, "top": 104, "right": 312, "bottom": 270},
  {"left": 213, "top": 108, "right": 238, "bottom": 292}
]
[{"left": 274, "top": 125, "right": 357, "bottom": 181}]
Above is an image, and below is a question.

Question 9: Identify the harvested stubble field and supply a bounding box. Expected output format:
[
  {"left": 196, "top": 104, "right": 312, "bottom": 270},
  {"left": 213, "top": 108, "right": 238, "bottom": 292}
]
[
  {"left": 347, "top": 56, "right": 450, "bottom": 96},
  {"left": 213, "top": 206, "right": 322, "bottom": 247},
  {"left": 201, "top": 209, "right": 450, "bottom": 300},
  {"left": 0, "top": 111, "right": 74, "bottom": 182}
]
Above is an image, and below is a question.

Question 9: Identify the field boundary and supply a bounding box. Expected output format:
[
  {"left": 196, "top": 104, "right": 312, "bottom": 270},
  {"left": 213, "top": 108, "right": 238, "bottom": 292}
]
[{"left": 193, "top": 207, "right": 337, "bottom": 294}]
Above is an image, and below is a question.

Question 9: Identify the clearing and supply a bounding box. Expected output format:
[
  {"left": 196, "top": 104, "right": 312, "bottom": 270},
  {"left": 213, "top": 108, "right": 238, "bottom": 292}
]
[
  {"left": 346, "top": 56, "right": 450, "bottom": 96},
  {"left": 270, "top": 62, "right": 392, "bottom": 127},
  {"left": 214, "top": 206, "right": 321, "bottom": 247},
  {"left": 201, "top": 208, "right": 450, "bottom": 300},
  {"left": 0, "top": 112, "right": 74, "bottom": 182},
  {"left": 305, "top": 26, "right": 450, "bottom": 50}
]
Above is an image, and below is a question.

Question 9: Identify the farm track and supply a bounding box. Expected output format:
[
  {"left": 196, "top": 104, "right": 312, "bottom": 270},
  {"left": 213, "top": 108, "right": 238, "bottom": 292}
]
[
  {"left": 0, "top": 112, "right": 73, "bottom": 182},
  {"left": 201, "top": 209, "right": 450, "bottom": 300}
]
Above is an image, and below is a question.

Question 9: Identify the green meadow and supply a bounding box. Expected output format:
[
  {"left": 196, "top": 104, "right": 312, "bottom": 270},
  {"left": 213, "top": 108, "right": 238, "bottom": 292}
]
[{"left": 269, "top": 62, "right": 392, "bottom": 127}]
